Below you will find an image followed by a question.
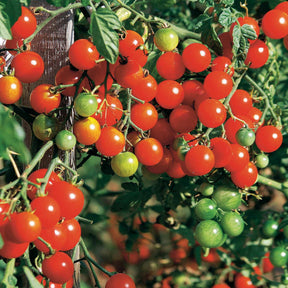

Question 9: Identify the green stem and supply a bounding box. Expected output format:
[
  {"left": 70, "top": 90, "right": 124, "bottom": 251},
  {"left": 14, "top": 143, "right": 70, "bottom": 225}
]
[
  {"left": 0, "top": 258, "right": 15, "bottom": 288},
  {"left": 244, "top": 75, "right": 279, "bottom": 124},
  {"left": 257, "top": 174, "right": 283, "bottom": 191},
  {"left": 24, "top": 3, "right": 86, "bottom": 44}
]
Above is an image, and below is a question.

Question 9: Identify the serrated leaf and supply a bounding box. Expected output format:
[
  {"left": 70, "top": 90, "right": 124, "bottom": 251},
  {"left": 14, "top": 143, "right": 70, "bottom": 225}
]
[
  {"left": 90, "top": 9, "right": 121, "bottom": 64},
  {"left": 219, "top": 8, "right": 236, "bottom": 27},
  {"left": 23, "top": 266, "right": 43, "bottom": 288},
  {"left": 241, "top": 24, "right": 257, "bottom": 41},
  {"left": 232, "top": 24, "right": 241, "bottom": 50},
  {"left": 222, "top": 0, "right": 234, "bottom": 6},
  {"left": 111, "top": 191, "right": 140, "bottom": 212},
  {"left": 45, "top": 0, "right": 75, "bottom": 7},
  {"left": 193, "top": 14, "right": 210, "bottom": 32}
]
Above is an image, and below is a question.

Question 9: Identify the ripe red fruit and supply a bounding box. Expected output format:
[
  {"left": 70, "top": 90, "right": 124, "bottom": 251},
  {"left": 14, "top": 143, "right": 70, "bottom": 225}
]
[
  {"left": 131, "top": 74, "right": 157, "bottom": 102},
  {"left": 145, "top": 147, "right": 173, "bottom": 174},
  {"left": 60, "top": 218, "right": 81, "bottom": 251},
  {"left": 182, "top": 43, "right": 211, "bottom": 72},
  {"left": 231, "top": 161, "right": 258, "bottom": 188},
  {"left": 185, "top": 145, "right": 215, "bottom": 176},
  {"left": 211, "top": 56, "right": 234, "bottom": 76},
  {"left": 156, "top": 52, "right": 185, "bottom": 80},
  {"left": 229, "top": 89, "right": 253, "bottom": 117},
  {"left": 224, "top": 143, "right": 250, "bottom": 172},
  {"left": 245, "top": 39, "right": 269, "bottom": 69},
  {"left": 69, "top": 39, "right": 99, "bottom": 70},
  {"left": 150, "top": 118, "right": 176, "bottom": 146},
  {"left": 105, "top": 273, "right": 136, "bottom": 288},
  {"left": 210, "top": 137, "right": 232, "bottom": 168},
  {"left": 182, "top": 79, "right": 207, "bottom": 106}
]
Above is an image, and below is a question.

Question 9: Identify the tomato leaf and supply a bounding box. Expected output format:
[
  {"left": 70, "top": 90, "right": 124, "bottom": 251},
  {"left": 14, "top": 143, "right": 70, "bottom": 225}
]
[
  {"left": 0, "top": 104, "right": 31, "bottom": 163},
  {"left": 23, "top": 266, "right": 43, "bottom": 288},
  {"left": 111, "top": 191, "right": 140, "bottom": 212},
  {"left": 81, "top": 0, "right": 91, "bottom": 5},
  {"left": 175, "top": 225, "right": 195, "bottom": 246},
  {"left": 222, "top": 0, "right": 234, "bottom": 6},
  {"left": 218, "top": 8, "right": 236, "bottom": 28},
  {"left": 84, "top": 213, "right": 109, "bottom": 223},
  {"left": 20, "top": 0, "right": 31, "bottom": 5},
  {"left": 45, "top": 0, "right": 75, "bottom": 7},
  {"left": 241, "top": 24, "right": 257, "bottom": 40},
  {"left": 201, "top": 20, "right": 222, "bottom": 55},
  {"left": 90, "top": 9, "right": 121, "bottom": 64}
]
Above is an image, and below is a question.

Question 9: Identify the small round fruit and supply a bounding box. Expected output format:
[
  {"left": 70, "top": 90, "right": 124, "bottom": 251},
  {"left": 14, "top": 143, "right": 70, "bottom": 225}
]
[
  {"left": 32, "top": 114, "right": 58, "bottom": 141},
  {"left": 74, "top": 92, "right": 98, "bottom": 117},
  {"left": 269, "top": 247, "right": 288, "bottom": 267},
  {"left": 255, "top": 154, "right": 269, "bottom": 168},
  {"left": 111, "top": 152, "right": 139, "bottom": 177},
  {"left": 195, "top": 198, "right": 217, "bottom": 220},
  {"left": 0, "top": 75, "right": 23, "bottom": 104},
  {"left": 105, "top": 273, "right": 136, "bottom": 288},
  {"left": 212, "top": 186, "right": 242, "bottom": 211},
  {"left": 198, "top": 182, "right": 214, "bottom": 196},
  {"left": 262, "top": 219, "right": 279, "bottom": 239},
  {"left": 154, "top": 27, "right": 179, "bottom": 51},
  {"left": 220, "top": 212, "right": 244, "bottom": 237},
  {"left": 235, "top": 128, "right": 255, "bottom": 147},
  {"left": 55, "top": 130, "right": 77, "bottom": 151},
  {"left": 195, "top": 220, "right": 224, "bottom": 248}
]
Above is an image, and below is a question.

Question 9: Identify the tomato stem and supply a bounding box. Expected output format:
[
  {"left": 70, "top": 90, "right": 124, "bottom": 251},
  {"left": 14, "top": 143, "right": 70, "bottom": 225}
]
[{"left": 0, "top": 258, "right": 16, "bottom": 288}]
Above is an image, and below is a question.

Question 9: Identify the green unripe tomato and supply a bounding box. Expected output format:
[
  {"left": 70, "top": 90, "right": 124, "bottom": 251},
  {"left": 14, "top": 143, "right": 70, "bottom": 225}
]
[
  {"left": 198, "top": 182, "right": 214, "bottom": 196},
  {"left": 55, "top": 130, "right": 76, "bottom": 151},
  {"left": 220, "top": 211, "right": 244, "bottom": 237},
  {"left": 153, "top": 27, "right": 179, "bottom": 51},
  {"left": 262, "top": 219, "right": 279, "bottom": 238},
  {"left": 212, "top": 186, "right": 242, "bottom": 211},
  {"left": 255, "top": 154, "right": 269, "bottom": 168},
  {"left": 74, "top": 92, "right": 98, "bottom": 117},
  {"left": 269, "top": 246, "right": 288, "bottom": 267},
  {"left": 235, "top": 128, "right": 255, "bottom": 147},
  {"left": 195, "top": 198, "right": 217, "bottom": 220},
  {"left": 32, "top": 114, "right": 58, "bottom": 141},
  {"left": 283, "top": 225, "right": 288, "bottom": 239},
  {"left": 111, "top": 152, "right": 139, "bottom": 177},
  {"left": 195, "top": 220, "right": 224, "bottom": 248}
]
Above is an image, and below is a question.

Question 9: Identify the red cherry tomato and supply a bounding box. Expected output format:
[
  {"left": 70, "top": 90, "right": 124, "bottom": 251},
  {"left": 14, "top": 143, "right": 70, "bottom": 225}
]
[
  {"left": 150, "top": 118, "right": 176, "bottom": 146},
  {"left": 234, "top": 273, "right": 256, "bottom": 288},
  {"left": 211, "top": 56, "right": 234, "bottom": 76},
  {"left": 229, "top": 89, "right": 253, "bottom": 117},
  {"left": 69, "top": 39, "right": 99, "bottom": 70},
  {"left": 0, "top": 201, "right": 10, "bottom": 228},
  {"left": 210, "top": 137, "right": 232, "bottom": 168},
  {"left": 231, "top": 161, "right": 258, "bottom": 188},
  {"left": 181, "top": 79, "right": 207, "bottom": 106},
  {"left": 244, "top": 39, "right": 269, "bottom": 69},
  {"left": 105, "top": 273, "right": 136, "bottom": 288},
  {"left": 145, "top": 147, "right": 173, "bottom": 174},
  {"left": 11, "top": 51, "right": 44, "bottom": 83},
  {"left": 131, "top": 74, "right": 158, "bottom": 102},
  {"left": 36, "top": 275, "right": 73, "bottom": 288},
  {"left": 59, "top": 218, "right": 81, "bottom": 251},
  {"left": 224, "top": 143, "right": 250, "bottom": 172}
]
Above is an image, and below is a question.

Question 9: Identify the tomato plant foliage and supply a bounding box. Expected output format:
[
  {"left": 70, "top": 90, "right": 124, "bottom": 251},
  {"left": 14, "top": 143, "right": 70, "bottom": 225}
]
[{"left": 2, "top": 0, "right": 288, "bottom": 287}]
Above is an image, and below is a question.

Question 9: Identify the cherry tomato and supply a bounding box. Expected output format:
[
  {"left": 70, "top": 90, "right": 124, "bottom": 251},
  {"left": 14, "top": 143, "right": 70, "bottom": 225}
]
[
  {"left": 111, "top": 152, "right": 139, "bottom": 177},
  {"left": 55, "top": 65, "right": 85, "bottom": 97},
  {"left": 212, "top": 284, "right": 230, "bottom": 288},
  {"left": 203, "top": 71, "right": 233, "bottom": 100},
  {"left": 229, "top": 16, "right": 260, "bottom": 43},
  {"left": 195, "top": 220, "right": 224, "bottom": 248},
  {"left": 95, "top": 126, "right": 125, "bottom": 157},
  {"left": 105, "top": 273, "right": 136, "bottom": 288},
  {"left": 211, "top": 56, "right": 234, "bottom": 76},
  {"left": 131, "top": 74, "right": 157, "bottom": 102},
  {"left": 153, "top": 27, "right": 179, "bottom": 52},
  {"left": 220, "top": 211, "right": 244, "bottom": 237},
  {"left": 244, "top": 39, "right": 269, "bottom": 69},
  {"left": 55, "top": 130, "right": 77, "bottom": 151},
  {"left": 276, "top": 2, "right": 288, "bottom": 14},
  {"left": 235, "top": 128, "right": 255, "bottom": 147},
  {"left": 86, "top": 59, "right": 114, "bottom": 94},
  {"left": 11, "top": 51, "right": 44, "bottom": 83},
  {"left": 42, "top": 252, "right": 74, "bottom": 284},
  {"left": 69, "top": 39, "right": 99, "bottom": 70},
  {"left": 30, "top": 84, "right": 61, "bottom": 114},
  {"left": 269, "top": 247, "right": 288, "bottom": 267},
  {"left": 47, "top": 181, "right": 84, "bottom": 219},
  {"left": 255, "top": 154, "right": 269, "bottom": 169},
  {"left": 31, "top": 196, "right": 61, "bottom": 229},
  {"left": 210, "top": 137, "right": 232, "bottom": 168},
  {"left": 135, "top": 138, "right": 163, "bottom": 166},
  {"left": 185, "top": 145, "right": 215, "bottom": 176},
  {"left": 11, "top": 6, "right": 37, "bottom": 39},
  {"left": 229, "top": 89, "right": 253, "bottom": 117},
  {"left": 198, "top": 182, "right": 214, "bottom": 196},
  {"left": 6, "top": 211, "right": 41, "bottom": 243},
  {"left": 169, "top": 104, "right": 198, "bottom": 133},
  {"left": 156, "top": 51, "right": 185, "bottom": 80},
  {"left": 150, "top": 118, "right": 176, "bottom": 146},
  {"left": 195, "top": 198, "right": 217, "bottom": 220},
  {"left": 32, "top": 114, "right": 58, "bottom": 142},
  {"left": 60, "top": 218, "right": 81, "bottom": 251},
  {"left": 197, "top": 99, "right": 226, "bottom": 128},
  {"left": 224, "top": 143, "right": 250, "bottom": 172},
  {"left": 74, "top": 92, "right": 98, "bottom": 117},
  {"left": 36, "top": 275, "right": 73, "bottom": 288},
  {"left": 261, "top": 219, "right": 279, "bottom": 239},
  {"left": 0, "top": 75, "right": 22, "bottom": 104},
  {"left": 218, "top": 32, "right": 233, "bottom": 60},
  {"left": 130, "top": 102, "right": 158, "bottom": 131},
  {"left": 155, "top": 80, "right": 184, "bottom": 109},
  {"left": 212, "top": 185, "right": 242, "bottom": 211},
  {"left": 73, "top": 117, "right": 101, "bottom": 146},
  {"left": 247, "top": 107, "right": 262, "bottom": 127},
  {"left": 145, "top": 147, "right": 173, "bottom": 174},
  {"left": 262, "top": 252, "right": 274, "bottom": 273},
  {"left": 93, "top": 94, "right": 123, "bottom": 126},
  {"left": 114, "top": 59, "right": 144, "bottom": 89},
  {"left": 119, "top": 30, "right": 148, "bottom": 66},
  {"left": 27, "top": 168, "right": 61, "bottom": 200},
  {"left": 33, "top": 223, "right": 66, "bottom": 254},
  {"left": 166, "top": 158, "right": 186, "bottom": 179},
  {"left": 181, "top": 79, "right": 207, "bottom": 106},
  {"left": 255, "top": 125, "right": 283, "bottom": 153},
  {"left": 262, "top": 9, "right": 288, "bottom": 39},
  {"left": 182, "top": 43, "right": 211, "bottom": 72},
  {"left": 234, "top": 273, "right": 256, "bottom": 288}
]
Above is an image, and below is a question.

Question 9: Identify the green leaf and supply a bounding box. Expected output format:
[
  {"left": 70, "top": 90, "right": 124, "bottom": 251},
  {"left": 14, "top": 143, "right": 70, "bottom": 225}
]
[
  {"left": 90, "top": 9, "right": 121, "bottom": 64},
  {"left": 111, "top": 191, "right": 140, "bottom": 212},
  {"left": 0, "top": 104, "right": 31, "bottom": 163},
  {"left": 218, "top": 8, "right": 236, "bottom": 27},
  {"left": 19, "top": 0, "right": 31, "bottom": 5},
  {"left": 222, "top": 0, "right": 234, "bottom": 6},
  {"left": 174, "top": 225, "right": 195, "bottom": 246},
  {"left": 232, "top": 24, "right": 241, "bottom": 50},
  {"left": 81, "top": 0, "right": 90, "bottom": 5},
  {"left": 121, "top": 182, "right": 139, "bottom": 191},
  {"left": 7, "top": 275, "right": 17, "bottom": 286},
  {"left": 23, "top": 266, "right": 43, "bottom": 288},
  {"left": 241, "top": 24, "right": 257, "bottom": 41},
  {"left": 84, "top": 213, "right": 109, "bottom": 223},
  {"left": 201, "top": 20, "right": 222, "bottom": 55},
  {"left": 45, "top": 0, "right": 75, "bottom": 7}
]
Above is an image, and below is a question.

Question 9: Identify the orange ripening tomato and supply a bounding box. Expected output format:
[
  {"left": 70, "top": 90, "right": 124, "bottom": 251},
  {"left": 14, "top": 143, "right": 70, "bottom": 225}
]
[{"left": 0, "top": 75, "right": 22, "bottom": 104}]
